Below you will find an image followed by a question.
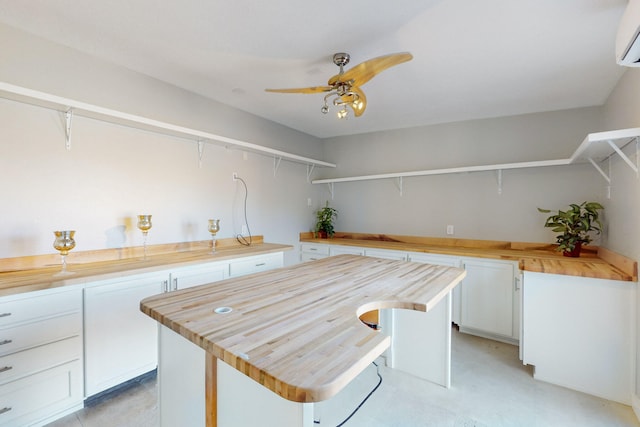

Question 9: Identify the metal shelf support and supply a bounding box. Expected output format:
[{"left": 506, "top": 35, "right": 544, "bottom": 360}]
[
  {"left": 396, "top": 176, "right": 404, "bottom": 196},
  {"left": 197, "top": 140, "right": 204, "bottom": 168},
  {"left": 64, "top": 108, "right": 73, "bottom": 150},
  {"left": 607, "top": 138, "right": 638, "bottom": 176},
  {"left": 273, "top": 156, "right": 282, "bottom": 177},
  {"left": 306, "top": 164, "right": 315, "bottom": 183}
]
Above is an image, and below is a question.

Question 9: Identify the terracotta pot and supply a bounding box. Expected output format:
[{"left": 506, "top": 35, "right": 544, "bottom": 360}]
[
  {"left": 563, "top": 242, "right": 582, "bottom": 258},
  {"left": 318, "top": 231, "right": 328, "bottom": 239}
]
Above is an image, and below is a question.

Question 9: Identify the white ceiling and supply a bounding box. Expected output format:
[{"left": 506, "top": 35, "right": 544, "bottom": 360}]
[{"left": 0, "top": 0, "right": 629, "bottom": 139}]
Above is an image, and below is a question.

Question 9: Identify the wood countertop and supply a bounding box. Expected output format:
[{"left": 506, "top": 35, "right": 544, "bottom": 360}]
[
  {"left": 140, "top": 254, "right": 467, "bottom": 403},
  {"left": 0, "top": 238, "right": 292, "bottom": 297},
  {"left": 300, "top": 232, "right": 638, "bottom": 282}
]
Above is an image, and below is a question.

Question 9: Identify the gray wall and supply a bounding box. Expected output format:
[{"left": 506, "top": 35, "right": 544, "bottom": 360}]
[
  {"left": 319, "top": 108, "right": 606, "bottom": 243},
  {"left": 601, "top": 68, "right": 640, "bottom": 399},
  {"left": 0, "top": 24, "right": 325, "bottom": 264}
]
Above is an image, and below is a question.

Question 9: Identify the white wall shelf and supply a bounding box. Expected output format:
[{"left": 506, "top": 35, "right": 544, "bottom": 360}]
[
  {"left": 0, "top": 82, "right": 336, "bottom": 172},
  {"left": 313, "top": 127, "right": 640, "bottom": 197}
]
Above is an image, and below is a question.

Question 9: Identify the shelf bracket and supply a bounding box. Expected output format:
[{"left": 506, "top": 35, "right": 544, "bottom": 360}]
[
  {"left": 64, "top": 108, "right": 73, "bottom": 150},
  {"left": 273, "top": 156, "right": 282, "bottom": 177},
  {"left": 395, "top": 176, "right": 404, "bottom": 196},
  {"left": 327, "top": 183, "right": 334, "bottom": 200},
  {"left": 588, "top": 158, "right": 611, "bottom": 183},
  {"left": 496, "top": 169, "right": 503, "bottom": 195},
  {"left": 607, "top": 138, "right": 638, "bottom": 176},
  {"left": 306, "top": 164, "right": 315, "bottom": 183},
  {"left": 197, "top": 140, "right": 204, "bottom": 168}
]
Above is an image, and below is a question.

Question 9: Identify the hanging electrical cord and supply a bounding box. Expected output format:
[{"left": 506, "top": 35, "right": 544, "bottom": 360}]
[
  {"left": 234, "top": 175, "right": 253, "bottom": 246},
  {"left": 314, "top": 361, "right": 383, "bottom": 426}
]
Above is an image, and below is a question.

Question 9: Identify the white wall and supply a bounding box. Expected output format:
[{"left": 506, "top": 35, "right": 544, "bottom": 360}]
[
  {"left": 0, "top": 24, "right": 325, "bottom": 265},
  {"left": 319, "top": 108, "right": 605, "bottom": 243}
]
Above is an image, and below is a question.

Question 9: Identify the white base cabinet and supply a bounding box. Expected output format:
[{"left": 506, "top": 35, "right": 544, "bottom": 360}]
[
  {"left": 521, "top": 271, "right": 634, "bottom": 404},
  {"left": 84, "top": 272, "right": 165, "bottom": 397},
  {"left": 0, "top": 287, "right": 83, "bottom": 427},
  {"left": 459, "top": 258, "right": 519, "bottom": 343}
]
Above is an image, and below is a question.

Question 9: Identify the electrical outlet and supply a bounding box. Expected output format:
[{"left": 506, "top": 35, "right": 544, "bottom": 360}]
[
  {"left": 446, "top": 225, "right": 454, "bottom": 235},
  {"left": 307, "top": 198, "right": 312, "bottom": 207},
  {"left": 232, "top": 172, "right": 238, "bottom": 181}
]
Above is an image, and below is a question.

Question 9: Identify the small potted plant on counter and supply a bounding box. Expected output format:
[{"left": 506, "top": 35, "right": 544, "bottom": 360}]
[
  {"left": 315, "top": 201, "right": 338, "bottom": 239},
  {"left": 537, "top": 201, "right": 604, "bottom": 257}
]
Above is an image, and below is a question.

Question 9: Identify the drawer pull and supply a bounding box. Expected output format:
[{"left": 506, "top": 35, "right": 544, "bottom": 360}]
[
  {"left": 0, "top": 313, "right": 11, "bottom": 318},
  {"left": 0, "top": 340, "right": 12, "bottom": 346},
  {"left": 309, "top": 248, "right": 318, "bottom": 251},
  {"left": 255, "top": 263, "right": 266, "bottom": 267},
  {"left": 0, "top": 407, "right": 11, "bottom": 415},
  {"left": 0, "top": 366, "right": 12, "bottom": 373}
]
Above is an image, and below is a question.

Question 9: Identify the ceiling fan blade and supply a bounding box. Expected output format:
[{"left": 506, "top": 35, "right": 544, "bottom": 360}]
[
  {"left": 328, "top": 52, "right": 413, "bottom": 86},
  {"left": 340, "top": 87, "right": 367, "bottom": 117},
  {"left": 265, "top": 86, "right": 333, "bottom": 94}
]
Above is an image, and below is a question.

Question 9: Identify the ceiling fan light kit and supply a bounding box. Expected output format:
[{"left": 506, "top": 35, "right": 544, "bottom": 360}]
[{"left": 266, "top": 52, "right": 412, "bottom": 119}]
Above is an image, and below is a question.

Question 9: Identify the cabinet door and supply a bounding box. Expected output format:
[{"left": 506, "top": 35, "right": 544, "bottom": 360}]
[
  {"left": 460, "top": 258, "right": 516, "bottom": 339},
  {"left": 84, "top": 273, "right": 165, "bottom": 397},
  {"left": 170, "top": 261, "right": 228, "bottom": 291}
]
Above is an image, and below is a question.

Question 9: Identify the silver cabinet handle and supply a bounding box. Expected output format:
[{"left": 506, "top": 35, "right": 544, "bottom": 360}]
[
  {"left": 0, "top": 313, "right": 11, "bottom": 318},
  {"left": 0, "top": 407, "right": 12, "bottom": 415},
  {"left": 0, "top": 366, "right": 12, "bottom": 373},
  {"left": 255, "top": 262, "right": 266, "bottom": 267},
  {"left": 162, "top": 280, "right": 169, "bottom": 293},
  {"left": 309, "top": 248, "right": 318, "bottom": 251},
  {"left": 172, "top": 277, "right": 178, "bottom": 291},
  {"left": 0, "top": 340, "right": 11, "bottom": 346},
  {"left": 515, "top": 276, "right": 521, "bottom": 291}
]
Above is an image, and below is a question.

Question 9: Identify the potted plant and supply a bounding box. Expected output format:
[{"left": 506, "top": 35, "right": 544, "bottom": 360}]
[
  {"left": 537, "top": 201, "right": 604, "bottom": 257},
  {"left": 315, "top": 201, "right": 338, "bottom": 238}
]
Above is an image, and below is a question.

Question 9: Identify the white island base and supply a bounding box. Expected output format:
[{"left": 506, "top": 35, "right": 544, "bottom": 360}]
[{"left": 157, "top": 292, "right": 453, "bottom": 427}]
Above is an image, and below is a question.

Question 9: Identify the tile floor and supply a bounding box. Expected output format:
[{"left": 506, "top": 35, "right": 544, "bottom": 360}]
[{"left": 48, "top": 328, "right": 640, "bottom": 427}]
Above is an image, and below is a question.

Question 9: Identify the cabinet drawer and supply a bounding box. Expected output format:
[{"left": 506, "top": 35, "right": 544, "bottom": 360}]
[
  {"left": 300, "top": 253, "right": 328, "bottom": 262},
  {"left": 0, "top": 312, "right": 81, "bottom": 357},
  {"left": 0, "top": 360, "right": 82, "bottom": 427},
  {"left": 0, "top": 337, "right": 81, "bottom": 386},
  {"left": 0, "top": 288, "right": 82, "bottom": 328},
  {"left": 229, "top": 253, "right": 283, "bottom": 277},
  {"left": 300, "top": 244, "right": 330, "bottom": 256}
]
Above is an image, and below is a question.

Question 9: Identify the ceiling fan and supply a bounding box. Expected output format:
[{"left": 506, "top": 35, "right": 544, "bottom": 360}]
[{"left": 265, "top": 52, "right": 413, "bottom": 119}]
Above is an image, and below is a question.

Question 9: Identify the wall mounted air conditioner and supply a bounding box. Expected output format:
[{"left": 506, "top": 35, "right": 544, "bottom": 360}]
[{"left": 617, "top": 0, "right": 640, "bottom": 66}]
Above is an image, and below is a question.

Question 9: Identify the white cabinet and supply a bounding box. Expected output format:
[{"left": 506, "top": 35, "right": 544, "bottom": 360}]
[
  {"left": 300, "top": 243, "right": 330, "bottom": 262},
  {"left": 228, "top": 252, "right": 284, "bottom": 277},
  {"left": 0, "top": 287, "right": 83, "bottom": 427},
  {"left": 459, "top": 258, "right": 519, "bottom": 343},
  {"left": 84, "top": 272, "right": 165, "bottom": 397},
  {"left": 167, "top": 261, "right": 228, "bottom": 291},
  {"left": 521, "top": 272, "right": 634, "bottom": 404}
]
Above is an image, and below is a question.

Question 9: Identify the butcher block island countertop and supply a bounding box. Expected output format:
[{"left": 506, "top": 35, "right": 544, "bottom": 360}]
[
  {"left": 300, "top": 232, "right": 638, "bottom": 282},
  {"left": 140, "top": 254, "right": 466, "bottom": 403},
  {"left": 0, "top": 236, "right": 291, "bottom": 296}
]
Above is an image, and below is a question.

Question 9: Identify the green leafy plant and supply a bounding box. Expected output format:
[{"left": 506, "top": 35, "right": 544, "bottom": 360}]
[
  {"left": 315, "top": 201, "right": 338, "bottom": 238},
  {"left": 537, "top": 201, "right": 604, "bottom": 256}
]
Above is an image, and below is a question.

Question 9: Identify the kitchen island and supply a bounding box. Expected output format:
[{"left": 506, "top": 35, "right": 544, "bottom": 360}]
[{"left": 140, "top": 254, "right": 466, "bottom": 427}]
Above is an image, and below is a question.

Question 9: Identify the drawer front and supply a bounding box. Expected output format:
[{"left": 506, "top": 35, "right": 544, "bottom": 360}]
[
  {"left": 0, "top": 312, "right": 81, "bottom": 357},
  {"left": 0, "top": 337, "right": 81, "bottom": 386},
  {"left": 0, "top": 288, "right": 82, "bottom": 328},
  {"left": 300, "top": 253, "right": 329, "bottom": 262},
  {"left": 300, "top": 243, "right": 330, "bottom": 256},
  {"left": 229, "top": 253, "right": 283, "bottom": 277},
  {"left": 0, "top": 360, "right": 83, "bottom": 427}
]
